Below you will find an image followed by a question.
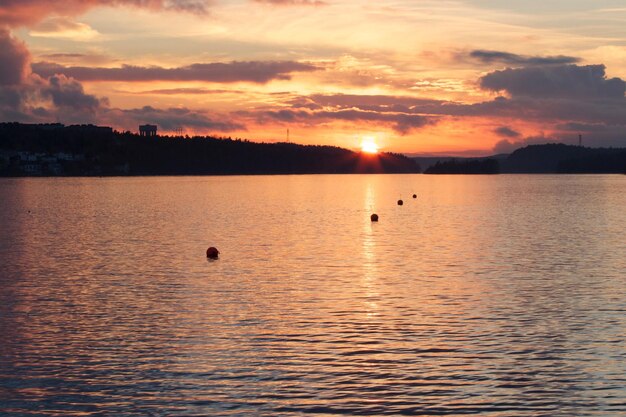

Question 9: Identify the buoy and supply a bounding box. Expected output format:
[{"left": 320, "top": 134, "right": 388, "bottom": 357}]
[
  {"left": 412, "top": 194, "right": 417, "bottom": 199},
  {"left": 370, "top": 213, "right": 379, "bottom": 222},
  {"left": 206, "top": 247, "right": 220, "bottom": 259},
  {"left": 397, "top": 199, "right": 403, "bottom": 206}
]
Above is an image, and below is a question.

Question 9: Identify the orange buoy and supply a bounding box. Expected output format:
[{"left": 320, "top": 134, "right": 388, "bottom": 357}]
[
  {"left": 397, "top": 199, "right": 403, "bottom": 206},
  {"left": 206, "top": 247, "right": 220, "bottom": 259},
  {"left": 412, "top": 194, "right": 417, "bottom": 199},
  {"left": 371, "top": 213, "right": 379, "bottom": 222}
]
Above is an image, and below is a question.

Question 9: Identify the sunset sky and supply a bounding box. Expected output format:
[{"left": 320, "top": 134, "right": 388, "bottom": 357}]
[{"left": 2, "top": 0, "right": 626, "bottom": 154}]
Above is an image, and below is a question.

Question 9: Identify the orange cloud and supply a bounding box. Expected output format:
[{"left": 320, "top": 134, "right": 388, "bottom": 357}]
[
  {"left": 252, "top": 0, "right": 326, "bottom": 5},
  {"left": 0, "top": 0, "right": 211, "bottom": 27},
  {"left": 32, "top": 61, "right": 321, "bottom": 83}
]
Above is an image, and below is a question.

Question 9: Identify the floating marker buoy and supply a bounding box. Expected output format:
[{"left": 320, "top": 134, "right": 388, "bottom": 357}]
[
  {"left": 397, "top": 199, "right": 403, "bottom": 206},
  {"left": 371, "top": 213, "right": 379, "bottom": 222},
  {"left": 412, "top": 194, "right": 417, "bottom": 199},
  {"left": 206, "top": 247, "right": 220, "bottom": 259}
]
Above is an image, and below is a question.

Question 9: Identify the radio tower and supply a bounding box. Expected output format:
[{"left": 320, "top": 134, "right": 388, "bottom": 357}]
[
  {"left": 579, "top": 134, "right": 582, "bottom": 147},
  {"left": 287, "top": 128, "right": 290, "bottom": 143}
]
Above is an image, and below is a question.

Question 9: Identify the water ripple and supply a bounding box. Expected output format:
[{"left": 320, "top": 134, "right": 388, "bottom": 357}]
[{"left": 1, "top": 175, "right": 625, "bottom": 416}]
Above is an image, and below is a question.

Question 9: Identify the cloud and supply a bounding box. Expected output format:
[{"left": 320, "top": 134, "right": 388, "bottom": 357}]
[
  {"left": 264, "top": 77, "right": 626, "bottom": 142},
  {"left": 480, "top": 64, "right": 626, "bottom": 99},
  {"left": 0, "top": 28, "right": 30, "bottom": 87},
  {"left": 0, "top": 0, "right": 211, "bottom": 27},
  {"left": 102, "top": 106, "right": 245, "bottom": 132},
  {"left": 494, "top": 126, "right": 521, "bottom": 138},
  {"left": 283, "top": 84, "right": 626, "bottom": 130},
  {"left": 128, "top": 88, "right": 244, "bottom": 95},
  {"left": 32, "top": 61, "right": 320, "bottom": 83},
  {"left": 555, "top": 122, "right": 612, "bottom": 133},
  {"left": 492, "top": 135, "right": 557, "bottom": 154},
  {"left": 252, "top": 0, "right": 326, "bottom": 5},
  {"left": 245, "top": 107, "right": 434, "bottom": 135},
  {"left": 492, "top": 139, "right": 518, "bottom": 154},
  {"left": 551, "top": 122, "right": 626, "bottom": 147},
  {"left": 40, "top": 53, "right": 86, "bottom": 59},
  {"left": 300, "top": 93, "right": 442, "bottom": 111},
  {"left": 37, "top": 52, "right": 116, "bottom": 66},
  {"left": 0, "top": 28, "right": 102, "bottom": 116},
  {"left": 470, "top": 50, "right": 580, "bottom": 66},
  {"left": 44, "top": 74, "right": 103, "bottom": 111},
  {"left": 0, "top": 28, "right": 237, "bottom": 134},
  {"left": 30, "top": 17, "right": 99, "bottom": 40},
  {"left": 287, "top": 93, "right": 451, "bottom": 117}
]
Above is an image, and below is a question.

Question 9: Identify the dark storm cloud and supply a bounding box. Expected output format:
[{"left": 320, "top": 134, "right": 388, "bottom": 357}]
[
  {"left": 479, "top": 64, "right": 626, "bottom": 99},
  {"left": 32, "top": 61, "right": 320, "bottom": 84},
  {"left": 470, "top": 50, "right": 580, "bottom": 66}
]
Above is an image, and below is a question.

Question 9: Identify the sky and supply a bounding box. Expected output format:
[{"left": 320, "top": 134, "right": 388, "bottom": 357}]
[{"left": 1, "top": 0, "right": 626, "bottom": 155}]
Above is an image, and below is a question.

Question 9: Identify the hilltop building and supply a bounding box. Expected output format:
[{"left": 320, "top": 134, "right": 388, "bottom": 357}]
[{"left": 139, "top": 125, "right": 158, "bottom": 137}]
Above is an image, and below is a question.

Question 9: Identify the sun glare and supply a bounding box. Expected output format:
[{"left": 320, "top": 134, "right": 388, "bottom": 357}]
[{"left": 360, "top": 137, "right": 379, "bottom": 154}]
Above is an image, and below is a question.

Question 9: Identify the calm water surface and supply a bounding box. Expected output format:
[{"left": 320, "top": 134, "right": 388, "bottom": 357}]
[{"left": 0, "top": 175, "right": 625, "bottom": 416}]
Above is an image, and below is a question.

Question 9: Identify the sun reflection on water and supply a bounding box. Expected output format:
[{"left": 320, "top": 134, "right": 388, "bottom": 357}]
[{"left": 1, "top": 175, "right": 625, "bottom": 416}]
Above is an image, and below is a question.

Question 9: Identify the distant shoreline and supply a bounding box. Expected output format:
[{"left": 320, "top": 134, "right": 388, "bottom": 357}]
[
  {"left": 415, "top": 144, "right": 626, "bottom": 174},
  {"left": 2, "top": 172, "right": 625, "bottom": 179},
  {"left": 3, "top": 123, "right": 626, "bottom": 176},
  {"left": 0, "top": 122, "right": 419, "bottom": 177}
]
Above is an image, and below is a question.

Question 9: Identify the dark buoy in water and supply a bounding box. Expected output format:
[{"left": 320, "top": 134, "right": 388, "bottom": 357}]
[
  {"left": 206, "top": 247, "right": 220, "bottom": 259},
  {"left": 397, "top": 199, "right": 403, "bottom": 206},
  {"left": 412, "top": 194, "right": 417, "bottom": 199},
  {"left": 370, "top": 213, "right": 379, "bottom": 222}
]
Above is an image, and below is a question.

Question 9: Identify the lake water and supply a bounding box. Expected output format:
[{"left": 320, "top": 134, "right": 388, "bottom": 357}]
[{"left": 0, "top": 175, "right": 625, "bottom": 416}]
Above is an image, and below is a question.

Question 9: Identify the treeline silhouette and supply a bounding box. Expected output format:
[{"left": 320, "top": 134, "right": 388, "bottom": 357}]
[
  {"left": 419, "top": 144, "right": 626, "bottom": 174},
  {"left": 0, "top": 123, "right": 420, "bottom": 176},
  {"left": 425, "top": 158, "right": 499, "bottom": 174},
  {"left": 506, "top": 144, "right": 626, "bottom": 173}
]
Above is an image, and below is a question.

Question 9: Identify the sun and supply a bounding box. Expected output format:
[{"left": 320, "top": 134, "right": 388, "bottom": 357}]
[{"left": 360, "top": 137, "right": 379, "bottom": 154}]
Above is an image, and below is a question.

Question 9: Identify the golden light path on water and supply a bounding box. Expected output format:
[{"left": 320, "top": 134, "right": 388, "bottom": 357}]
[{"left": 0, "top": 175, "right": 625, "bottom": 416}]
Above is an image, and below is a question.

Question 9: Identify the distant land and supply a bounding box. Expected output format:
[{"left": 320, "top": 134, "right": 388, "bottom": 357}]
[
  {"left": 0, "top": 123, "right": 419, "bottom": 176},
  {"left": 2, "top": 123, "right": 626, "bottom": 176},
  {"left": 415, "top": 144, "right": 626, "bottom": 174}
]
